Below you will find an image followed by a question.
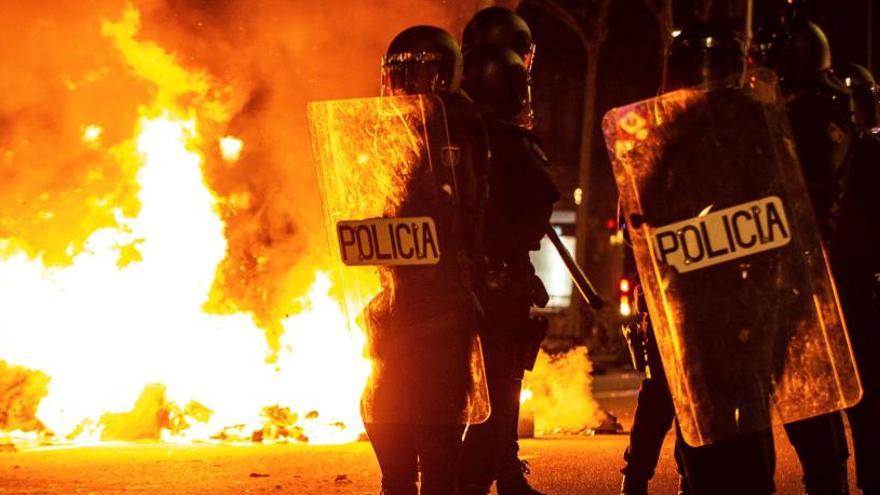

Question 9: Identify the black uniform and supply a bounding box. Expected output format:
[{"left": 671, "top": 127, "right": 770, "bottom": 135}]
[
  {"left": 620, "top": 23, "right": 777, "bottom": 495},
  {"left": 780, "top": 72, "right": 853, "bottom": 495},
  {"left": 365, "top": 26, "right": 489, "bottom": 495},
  {"left": 833, "top": 133, "right": 880, "bottom": 495},
  {"left": 458, "top": 119, "right": 559, "bottom": 493},
  {"left": 363, "top": 90, "right": 487, "bottom": 495},
  {"left": 750, "top": 16, "right": 854, "bottom": 494}
]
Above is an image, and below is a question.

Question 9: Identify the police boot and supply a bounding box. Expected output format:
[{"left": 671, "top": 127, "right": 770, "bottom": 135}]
[
  {"left": 620, "top": 474, "right": 648, "bottom": 495},
  {"left": 497, "top": 460, "right": 545, "bottom": 495}
]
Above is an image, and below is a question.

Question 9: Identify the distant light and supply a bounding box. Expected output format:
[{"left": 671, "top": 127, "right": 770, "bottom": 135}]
[
  {"left": 82, "top": 125, "right": 103, "bottom": 145},
  {"left": 219, "top": 136, "right": 244, "bottom": 162},
  {"left": 620, "top": 297, "right": 632, "bottom": 317},
  {"left": 606, "top": 217, "right": 617, "bottom": 230},
  {"left": 672, "top": 29, "right": 682, "bottom": 38},
  {"left": 573, "top": 187, "right": 583, "bottom": 206},
  {"left": 619, "top": 278, "right": 630, "bottom": 293}
]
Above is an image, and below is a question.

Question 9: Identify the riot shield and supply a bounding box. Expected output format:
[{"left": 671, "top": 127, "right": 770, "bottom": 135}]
[
  {"left": 307, "top": 94, "right": 490, "bottom": 425},
  {"left": 603, "top": 69, "right": 861, "bottom": 446}
]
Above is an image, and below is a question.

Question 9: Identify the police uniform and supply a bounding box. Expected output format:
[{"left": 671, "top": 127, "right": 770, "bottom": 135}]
[
  {"left": 780, "top": 72, "right": 853, "bottom": 495},
  {"left": 458, "top": 119, "right": 559, "bottom": 495},
  {"left": 363, "top": 26, "right": 490, "bottom": 495},
  {"left": 833, "top": 133, "right": 880, "bottom": 495}
]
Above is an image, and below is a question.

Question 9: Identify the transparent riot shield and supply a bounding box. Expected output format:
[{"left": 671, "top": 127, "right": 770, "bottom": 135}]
[
  {"left": 603, "top": 69, "right": 861, "bottom": 446},
  {"left": 307, "top": 94, "right": 490, "bottom": 425}
]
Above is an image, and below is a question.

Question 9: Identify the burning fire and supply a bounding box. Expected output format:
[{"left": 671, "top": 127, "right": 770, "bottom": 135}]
[
  {"left": 0, "top": 2, "right": 605, "bottom": 447},
  {"left": 0, "top": 5, "right": 370, "bottom": 446}
]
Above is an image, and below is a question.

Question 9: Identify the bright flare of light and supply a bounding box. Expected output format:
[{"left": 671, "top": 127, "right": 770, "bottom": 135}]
[
  {"left": 520, "top": 388, "right": 534, "bottom": 404},
  {"left": 219, "top": 136, "right": 244, "bottom": 162},
  {"left": 82, "top": 125, "right": 103, "bottom": 146},
  {"left": 620, "top": 295, "right": 632, "bottom": 317}
]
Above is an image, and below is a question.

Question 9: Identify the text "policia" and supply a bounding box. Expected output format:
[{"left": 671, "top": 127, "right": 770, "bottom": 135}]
[{"left": 652, "top": 196, "right": 791, "bottom": 273}]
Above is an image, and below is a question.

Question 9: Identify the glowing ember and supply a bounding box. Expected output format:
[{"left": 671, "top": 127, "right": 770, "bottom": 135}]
[
  {"left": 82, "top": 125, "right": 103, "bottom": 146},
  {"left": 219, "top": 136, "right": 244, "bottom": 163}
]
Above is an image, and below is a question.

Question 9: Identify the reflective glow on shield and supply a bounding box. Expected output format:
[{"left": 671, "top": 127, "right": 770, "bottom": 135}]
[
  {"left": 602, "top": 69, "right": 861, "bottom": 446},
  {"left": 308, "top": 95, "right": 490, "bottom": 426}
]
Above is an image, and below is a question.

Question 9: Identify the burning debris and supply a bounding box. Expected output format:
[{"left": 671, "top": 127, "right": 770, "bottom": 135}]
[{"left": 0, "top": 361, "right": 48, "bottom": 435}]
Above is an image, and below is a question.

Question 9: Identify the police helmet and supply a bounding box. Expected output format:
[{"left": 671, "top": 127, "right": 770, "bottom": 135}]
[
  {"left": 462, "top": 44, "right": 528, "bottom": 120},
  {"left": 750, "top": 18, "right": 832, "bottom": 91},
  {"left": 462, "top": 7, "right": 533, "bottom": 61},
  {"left": 381, "top": 25, "right": 462, "bottom": 96},
  {"left": 663, "top": 22, "right": 745, "bottom": 92},
  {"left": 836, "top": 62, "right": 879, "bottom": 131}
]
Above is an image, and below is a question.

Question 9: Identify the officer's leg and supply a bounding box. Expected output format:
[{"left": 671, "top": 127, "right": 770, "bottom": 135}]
[
  {"left": 784, "top": 410, "right": 850, "bottom": 494},
  {"left": 416, "top": 423, "right": 466, "bottom": 495},
  {"left": 848, "top": 393, "right": 880, "bottom": 495},
  {"left": 678, "top": 428, "right": 775, "bottom": 495},
  {"left": 459, "top": 368, "right": 508, "bottom": 493},
  {"left": 621, "top": 331, "right": 676, "bottom": 494},
  {"left": 364, "top": 422, "right": 419, "bottom": 495},
  {"left": 841, "top": 273, "right": 880, "bottom": 495},
  {"left": 672, "top": 433, "right": 692, "bottom": 495},
  {"left": 620, "top": 376, "right": 676, "bottom": 492},
  {"left": 496, "top": 376, "right": 544, "bottom": 495}
]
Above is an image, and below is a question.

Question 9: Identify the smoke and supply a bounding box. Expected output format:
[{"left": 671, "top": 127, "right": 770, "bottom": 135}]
[
  {"left": 523, "top": 347, "right": 606, "bottom": 434},
  {"left": 0, "top": 1, "right": 479, "bottom": 353}
]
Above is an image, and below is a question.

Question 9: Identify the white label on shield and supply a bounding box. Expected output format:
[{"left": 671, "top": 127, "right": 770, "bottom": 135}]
[
  {"left": 337, "top": 217, "right": 440, "bottom": 266},
  {"left": 653, "top": 196, "right": 791, "bottom": 273}
]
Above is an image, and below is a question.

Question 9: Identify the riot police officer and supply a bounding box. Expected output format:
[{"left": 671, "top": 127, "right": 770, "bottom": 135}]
[
  {"left": 620, "top": 23, "right": 776, "bottom": 495},
  {"left": 832, "top": 62, "right": 880, "bottom": 495},
  {"left": 365, "top": 25, "right": 490, "bottom": 495},
  {"left": 462, "top": 6, "right": 536, "bottom": 129},
  {"left": 751, "top": 16, "right": 853, "bottom": 495},
  {"left": 457, "top": 41, "right": 558, "bottom": 495}
]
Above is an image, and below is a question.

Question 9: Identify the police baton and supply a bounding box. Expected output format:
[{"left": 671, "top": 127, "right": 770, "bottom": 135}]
[{"left": 545, "top": 225, "right": 605, "bottom": 310}]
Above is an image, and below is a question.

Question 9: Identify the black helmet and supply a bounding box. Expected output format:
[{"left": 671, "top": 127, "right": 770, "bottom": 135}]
[
  {"left": 662, "top": 22, "right": 745, "bottom": 92},
  {"left": 836, "top": 62, "right": 879, "bottom": 131},
  {"left": 750, "top": 18, "right": 831, "bottom": 92},
  {"left": 463, "top": 8, "right": 535, "bottom": 128},
  {"left": 462, "top": 7, "right": 533, "bottom": 60},
  {"left": 462, "top": 44, "right": 528, "bottom": 121},
  {"left": 381, "top": 25, "right": 462, "bottom": 96}
]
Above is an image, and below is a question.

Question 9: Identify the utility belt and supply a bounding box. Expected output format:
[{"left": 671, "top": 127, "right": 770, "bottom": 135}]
[{"left": 478, "top": 259, "right": 550, "bottom": 373}]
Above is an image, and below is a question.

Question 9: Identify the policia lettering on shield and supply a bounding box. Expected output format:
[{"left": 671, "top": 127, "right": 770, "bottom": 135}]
[
  {"left": 653, "top": 196, "right": 791, "bottom": 272},
  {"left": 337, "top": 217, "right": 440, "bottom": 266}
]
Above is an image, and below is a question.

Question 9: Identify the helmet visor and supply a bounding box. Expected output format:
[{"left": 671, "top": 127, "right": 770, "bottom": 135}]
[{"left": 380, "top": 52, "right": 443, "bottom": 96}]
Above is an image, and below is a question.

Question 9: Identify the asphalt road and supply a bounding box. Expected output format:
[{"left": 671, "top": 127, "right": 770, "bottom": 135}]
[{"left": 0, "top": 373, "right": 859, "bottom": 494}]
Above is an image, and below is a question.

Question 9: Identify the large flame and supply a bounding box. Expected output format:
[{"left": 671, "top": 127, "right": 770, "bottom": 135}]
[
  {"left": 0, "top": 2, "right": 595, "bottom": 447},
  {"left": 0, "top": 5, "right": 372, "bottom": 445}
]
